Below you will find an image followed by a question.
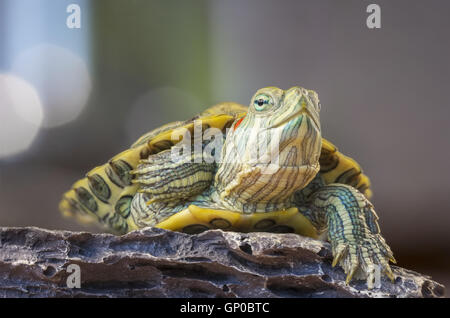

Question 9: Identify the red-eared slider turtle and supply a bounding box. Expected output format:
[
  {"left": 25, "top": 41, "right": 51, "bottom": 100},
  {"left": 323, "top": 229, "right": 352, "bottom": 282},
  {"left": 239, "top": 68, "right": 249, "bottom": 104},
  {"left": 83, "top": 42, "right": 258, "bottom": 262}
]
[{"left": 60, "top": 86, "right": 395, "bottom": 288}]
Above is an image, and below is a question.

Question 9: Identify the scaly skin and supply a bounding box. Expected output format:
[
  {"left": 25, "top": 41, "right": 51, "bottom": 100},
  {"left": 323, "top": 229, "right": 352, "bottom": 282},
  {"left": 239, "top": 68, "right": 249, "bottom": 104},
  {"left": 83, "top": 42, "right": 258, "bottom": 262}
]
[
  {"left": 60, "top": 86, "right": 394, "bottom": 289},
  {"left": 298, "top": 182, "right": 395, "bottom": 288},
  {"left": 131, "top": 86, "right": 394, "bottom": 288}
]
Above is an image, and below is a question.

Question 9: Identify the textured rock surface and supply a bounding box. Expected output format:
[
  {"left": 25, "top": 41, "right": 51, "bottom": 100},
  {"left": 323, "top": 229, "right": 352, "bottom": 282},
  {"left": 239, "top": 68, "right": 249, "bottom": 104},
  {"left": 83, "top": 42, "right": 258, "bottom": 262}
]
[{"left": 0, "top": 226, "right": 445, "bottom": 298}]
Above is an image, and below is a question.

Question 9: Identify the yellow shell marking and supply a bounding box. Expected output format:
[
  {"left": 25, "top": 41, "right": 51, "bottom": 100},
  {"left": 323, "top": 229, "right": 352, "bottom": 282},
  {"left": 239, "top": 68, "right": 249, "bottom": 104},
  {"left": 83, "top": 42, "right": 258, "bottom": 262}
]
[
  {"left": 60, "top": 101, "right": 371, "bottom": 234},
  {"left": 320, "top": 138, "right": 372, "bottom": 199},
  {"left": 156, "top": 205, "right": 319, "bottom": 239},
  {"left": 60, "top": 112, "right": 237, "bottom": 233}
]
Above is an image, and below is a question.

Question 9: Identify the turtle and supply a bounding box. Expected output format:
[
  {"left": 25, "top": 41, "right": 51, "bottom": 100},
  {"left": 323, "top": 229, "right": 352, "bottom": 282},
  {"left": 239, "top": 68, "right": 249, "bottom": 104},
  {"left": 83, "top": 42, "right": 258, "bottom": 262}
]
[{"left": 60, "top": 86, "right": 395, "bottom": 289}]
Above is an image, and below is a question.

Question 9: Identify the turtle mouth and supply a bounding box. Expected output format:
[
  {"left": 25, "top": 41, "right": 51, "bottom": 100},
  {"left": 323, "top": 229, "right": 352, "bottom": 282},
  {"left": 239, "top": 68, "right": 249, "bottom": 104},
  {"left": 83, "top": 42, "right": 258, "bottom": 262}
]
[
  {"left": 267, "top": 108, "right": 320, "bottom": 131},
  {"left": 252, "top": 162, "right": 319, "bottom": 169}
]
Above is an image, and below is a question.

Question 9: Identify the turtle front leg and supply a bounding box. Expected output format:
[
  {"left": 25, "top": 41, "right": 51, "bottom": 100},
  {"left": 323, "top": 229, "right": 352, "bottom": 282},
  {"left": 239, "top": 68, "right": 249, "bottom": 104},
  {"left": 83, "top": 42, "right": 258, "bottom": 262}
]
[
  {"left": 129, "top": 148, "right": 217, "bottom": 227},
  {"left": 308, "top": 183, "right": 395, "bottom": 289},
  {"left": 132, "top": 148, "right": 216, "bottom": 204}
]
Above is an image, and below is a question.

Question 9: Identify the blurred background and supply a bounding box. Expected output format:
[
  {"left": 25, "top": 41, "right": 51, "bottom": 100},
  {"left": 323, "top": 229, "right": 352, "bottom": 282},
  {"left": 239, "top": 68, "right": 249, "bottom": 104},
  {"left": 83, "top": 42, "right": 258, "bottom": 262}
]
[{"left": 1, "top": 0, "right": 449, "bottom": 294}]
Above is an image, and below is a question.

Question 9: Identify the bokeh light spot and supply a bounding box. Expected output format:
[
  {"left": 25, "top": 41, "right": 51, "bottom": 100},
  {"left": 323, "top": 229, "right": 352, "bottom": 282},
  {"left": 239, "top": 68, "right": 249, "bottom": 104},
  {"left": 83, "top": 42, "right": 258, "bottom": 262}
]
[
  {"left": 0, "top": 74, "right": 43, "bottom": 158},
  {"left": 11, "top": 44, "right": 92, "bottom": 128}
]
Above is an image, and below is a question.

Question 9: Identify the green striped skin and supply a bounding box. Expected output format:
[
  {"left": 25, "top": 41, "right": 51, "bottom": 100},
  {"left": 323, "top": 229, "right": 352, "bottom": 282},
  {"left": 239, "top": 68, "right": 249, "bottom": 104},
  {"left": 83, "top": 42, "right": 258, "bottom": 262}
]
[
  {"left": 60, "top": 109, "right": 240, "bottom": 232},
  {"left": 294, "top": 176, "right": 394, "bottom": 288},
  {"left": 134, "top": 150, "right": 215, "bottom": 203},
  {"left": 214, "top": 87, "right": 321, "bottom": 212},
  {"left": 309, "top": 184, "right": 394, "bottom": 288},
  {"left": 60, "top": 86, "right": 394, "bottom": 289}
]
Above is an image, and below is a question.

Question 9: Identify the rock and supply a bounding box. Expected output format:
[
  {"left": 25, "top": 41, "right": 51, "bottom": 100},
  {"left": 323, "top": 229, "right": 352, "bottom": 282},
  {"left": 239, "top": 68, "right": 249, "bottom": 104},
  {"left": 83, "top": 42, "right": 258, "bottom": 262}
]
[{"left": 0, "top": 226, "right": 445, "bottom": 298}]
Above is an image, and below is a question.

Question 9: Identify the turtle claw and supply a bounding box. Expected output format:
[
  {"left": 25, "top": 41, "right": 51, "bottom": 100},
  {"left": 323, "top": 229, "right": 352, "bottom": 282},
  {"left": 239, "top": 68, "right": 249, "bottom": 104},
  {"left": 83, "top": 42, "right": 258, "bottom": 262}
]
[
  {"left": 384, "top": 266, "right": 395, "bottom": 283},
  {"left": 389, "top": 256, "right": 397, "bottom": 264},
  {"left": 331, "top": 234, "right": 395, "bottom": 290},
  {"left": 345, "top": 262, "right": 359, "bottom": 285},
  {"left": 332, "top": 244, "right": 348, "bottom": 267}
]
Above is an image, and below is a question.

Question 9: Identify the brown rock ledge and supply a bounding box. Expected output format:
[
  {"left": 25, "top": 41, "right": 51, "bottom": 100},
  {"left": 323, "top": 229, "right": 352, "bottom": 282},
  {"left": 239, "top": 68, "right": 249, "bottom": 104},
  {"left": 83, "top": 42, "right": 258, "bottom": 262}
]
[{"left": 0, "top": 227, "right": 445, "bottom": 298}]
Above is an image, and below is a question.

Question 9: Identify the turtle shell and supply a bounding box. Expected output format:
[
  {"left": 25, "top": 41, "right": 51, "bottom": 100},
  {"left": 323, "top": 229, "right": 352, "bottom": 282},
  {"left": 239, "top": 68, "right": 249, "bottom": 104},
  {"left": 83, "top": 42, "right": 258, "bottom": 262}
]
[
  {"left": 319, "top": 138, "right": 372, "bottom": 199},
  {"left": 59, "top": 103, "right": 245, "bottom": 233},
  {"left": 155, "top": 205, "right": 319, "bottom": 238},
  {"left": 60, "top": 102, "right": 371, "bottom": 234}
]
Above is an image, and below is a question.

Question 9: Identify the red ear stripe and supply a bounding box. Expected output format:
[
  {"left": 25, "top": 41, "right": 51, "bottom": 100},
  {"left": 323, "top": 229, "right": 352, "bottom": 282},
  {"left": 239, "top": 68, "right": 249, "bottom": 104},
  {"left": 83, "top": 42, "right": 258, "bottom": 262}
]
[{"left": 234, "top": 116, "right": 245, "bottom": 130}]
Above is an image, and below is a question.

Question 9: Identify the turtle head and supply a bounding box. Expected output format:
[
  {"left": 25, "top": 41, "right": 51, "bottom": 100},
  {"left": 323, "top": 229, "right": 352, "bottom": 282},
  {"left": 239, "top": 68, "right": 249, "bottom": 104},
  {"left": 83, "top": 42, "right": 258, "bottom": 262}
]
[
  {"left": 215, "top": 86, "right": 322, "bottom": 211},
  {"left": 246, "top": 86, "right": 322, "bottom": 168}
]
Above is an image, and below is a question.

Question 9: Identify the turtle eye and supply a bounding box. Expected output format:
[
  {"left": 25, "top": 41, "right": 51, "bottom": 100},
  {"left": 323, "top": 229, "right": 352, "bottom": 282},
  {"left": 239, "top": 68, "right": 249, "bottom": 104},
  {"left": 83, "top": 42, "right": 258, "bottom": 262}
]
[{"left": 253, "top": 94, "right": 274, "bottom": 111}]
